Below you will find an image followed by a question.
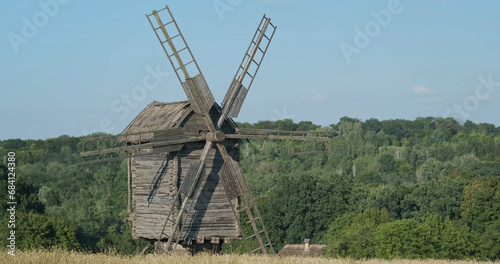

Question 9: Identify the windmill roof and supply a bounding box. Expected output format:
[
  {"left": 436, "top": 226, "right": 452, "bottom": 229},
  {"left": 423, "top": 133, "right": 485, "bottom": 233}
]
[{"left": 120, "top": 100, "right": 191, "bottom": 144}]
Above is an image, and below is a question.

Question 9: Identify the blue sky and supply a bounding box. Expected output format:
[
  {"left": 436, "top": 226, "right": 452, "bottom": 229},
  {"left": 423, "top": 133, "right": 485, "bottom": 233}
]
[{"left": 1, "top": 0, "right": 499, "bottom": 140}]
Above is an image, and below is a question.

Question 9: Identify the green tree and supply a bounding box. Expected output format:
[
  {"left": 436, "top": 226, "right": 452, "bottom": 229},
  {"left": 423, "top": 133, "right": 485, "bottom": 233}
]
[
  {"left": 416, "top": 158, "right": 444, "bottom": 183},
  {"left": 325, "top": 208, "right": 391, "bottom": 259},
  {"left": 402, "top": 179, "right": 464, "bottom": 220},
  {"left": 374, "top": 214, "right": 472, "bottom": 259},
  {"left": 373, "top": 218, "right": 421, "bottom": 259},
  {"left": 266, "top": 171, "right": 351, "bottom": 250},
  {"left": 461, "top": 177, "right": 500, "bottom": 232},
  {"left": 15, "top": 212, "right": 80, "bottom": 250},
  {"left": 357, "top": 185, "right": 409, "bottom": 219},
  {"left": 380, "top": 119, "right": 412, "bottom": 141},
  {"left": 477, "top": 219, "right": 500, "bottom": 260},
  {"left": 378, "top": 153, "right": 397, "bottom": 174},
  {"left": 363, "top": 118, "right": 381, "bottom": 133}
]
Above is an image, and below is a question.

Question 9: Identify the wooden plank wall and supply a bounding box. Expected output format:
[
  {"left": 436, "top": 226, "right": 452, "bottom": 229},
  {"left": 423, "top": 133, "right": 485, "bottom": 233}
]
[
  {"left": 130, "top": 149, "right": 178, "bottom": 240},
  {"left": 177, "top": 142, "right": 240, "bottom": 241},
  {"left": 129, "top": 109, "right": 241, "bottom": 242}
]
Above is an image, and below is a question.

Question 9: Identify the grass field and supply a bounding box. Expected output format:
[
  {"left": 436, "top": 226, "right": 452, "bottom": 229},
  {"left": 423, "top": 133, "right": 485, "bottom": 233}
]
[{"left": 3, "top": 250, "right": 499, "bottom": 264}]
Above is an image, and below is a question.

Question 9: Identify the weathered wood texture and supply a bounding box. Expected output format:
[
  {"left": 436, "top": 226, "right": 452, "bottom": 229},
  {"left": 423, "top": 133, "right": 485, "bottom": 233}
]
[
  {"left": 181, "top": 74, "right": 215, "bottom": 115},
  {"left": 122, "top": 101, "right": 190, "bottom": 144},
  {"left": 221, "top": 79, "right": 248, "bottom": 119},
  {"left": 126, "top": 101, "right": 241, "bottom": 242}
]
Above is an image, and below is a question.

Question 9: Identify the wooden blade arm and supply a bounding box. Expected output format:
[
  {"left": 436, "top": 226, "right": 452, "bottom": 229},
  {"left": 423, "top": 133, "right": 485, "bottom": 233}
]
[
  {"left": 217, "top": 15, "right": 276, "bottom": 127},
  {"left": 80, "top": 128, "right": 205, "bottom": 162},
  {"left": 147, "top": 6, "right": 216, "bottom": 132},
  {"left": 224, "top": 128, "right": 332, "bottom": 142}
]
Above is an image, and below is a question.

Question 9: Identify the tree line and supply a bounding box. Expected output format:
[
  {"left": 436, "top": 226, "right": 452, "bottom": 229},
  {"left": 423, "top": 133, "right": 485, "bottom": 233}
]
[{"left": 0, "top": 117, "right": 499, "bottom": 259}]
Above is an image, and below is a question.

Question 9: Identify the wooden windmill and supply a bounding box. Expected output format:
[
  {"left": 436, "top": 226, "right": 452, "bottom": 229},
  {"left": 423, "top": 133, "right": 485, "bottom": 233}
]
[{"left": 80, "top": 4, "right": 331, "bottom": 255}]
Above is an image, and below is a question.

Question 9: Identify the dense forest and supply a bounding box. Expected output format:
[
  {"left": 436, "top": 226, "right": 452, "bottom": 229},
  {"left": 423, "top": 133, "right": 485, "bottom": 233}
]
[{"left": 1, "top": 117, "right": 499, "bottom": 260}]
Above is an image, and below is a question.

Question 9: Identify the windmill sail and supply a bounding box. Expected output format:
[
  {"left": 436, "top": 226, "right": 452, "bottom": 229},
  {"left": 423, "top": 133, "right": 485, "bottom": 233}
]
[
  {"left": 220, "top": 15, "right": 276, "bottom": 126},
  {"left": 147, "top": 6, "right": 215, "bottom": 127}
]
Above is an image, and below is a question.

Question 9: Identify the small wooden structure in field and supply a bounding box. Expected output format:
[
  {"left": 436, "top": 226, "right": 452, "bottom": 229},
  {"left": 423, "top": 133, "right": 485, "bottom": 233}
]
[{"left": 278, "top": 239, "right": 326, "bottom": 257}]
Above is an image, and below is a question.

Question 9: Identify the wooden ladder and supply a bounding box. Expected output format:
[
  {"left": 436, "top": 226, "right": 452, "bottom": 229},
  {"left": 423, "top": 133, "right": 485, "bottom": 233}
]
[{"left": 219, "top": 159, "right": 275, "bottom": 255}]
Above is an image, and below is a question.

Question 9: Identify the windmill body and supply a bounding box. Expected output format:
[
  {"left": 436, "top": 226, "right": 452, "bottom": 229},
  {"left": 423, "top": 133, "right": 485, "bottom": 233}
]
[{"left": 123, "top": 100, "right": 241, "bottom": 247}]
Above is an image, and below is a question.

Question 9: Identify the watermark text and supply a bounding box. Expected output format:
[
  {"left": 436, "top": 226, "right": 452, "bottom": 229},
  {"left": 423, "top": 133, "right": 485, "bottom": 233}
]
[
  {"left": 7, "top": 0, "right": 71, "bottom": 54},
  {"left": 6, "top": 152, "right": 17, "bottom": 256},
  {"left": 339, "top": 0, "right": 404, "bottom": 63},
  {"left": 444, "top": 74, "right": 499, "bottom": 124},
  {"left": 213, "top": 0, "right": 243, "bottom": 21}
]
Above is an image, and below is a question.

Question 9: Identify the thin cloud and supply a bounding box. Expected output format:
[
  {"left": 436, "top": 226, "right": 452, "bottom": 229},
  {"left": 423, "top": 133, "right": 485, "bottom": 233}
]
[{"left": 411, "top": 85, "right": 437, "bottom": 95}]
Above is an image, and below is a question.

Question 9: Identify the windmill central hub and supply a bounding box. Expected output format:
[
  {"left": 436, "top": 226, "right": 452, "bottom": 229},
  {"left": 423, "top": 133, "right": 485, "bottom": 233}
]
[{"left": 206, "top": 131, "right": 225, "bottom": 142}]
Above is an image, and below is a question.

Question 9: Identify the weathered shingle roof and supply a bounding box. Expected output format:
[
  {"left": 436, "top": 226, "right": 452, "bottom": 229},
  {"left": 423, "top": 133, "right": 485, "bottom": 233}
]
[
  {"left": 121, "top": 100, "right": 191, "bottom": 144},
  {"left": 277, "top": 244, "right": 326, "bottom": 257}
]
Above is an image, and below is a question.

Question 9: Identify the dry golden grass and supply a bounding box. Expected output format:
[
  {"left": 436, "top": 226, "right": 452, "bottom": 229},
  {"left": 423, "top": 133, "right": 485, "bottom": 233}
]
[{"left": 2, "top": 249, "right": 498, "bottom": 264}]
